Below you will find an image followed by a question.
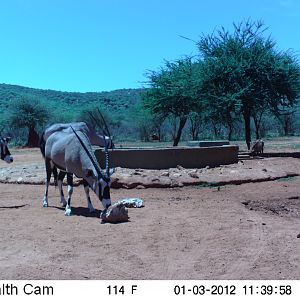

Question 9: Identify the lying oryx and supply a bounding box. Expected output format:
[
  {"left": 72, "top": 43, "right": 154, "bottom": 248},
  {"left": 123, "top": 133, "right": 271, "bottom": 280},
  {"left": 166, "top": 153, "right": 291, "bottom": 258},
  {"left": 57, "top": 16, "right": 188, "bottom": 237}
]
[
  {"left": 41, "top": 127, "right": 113, "bottom": 216},
  {"left": 0, "top": 137, "right": 13, "bottom": 163}
]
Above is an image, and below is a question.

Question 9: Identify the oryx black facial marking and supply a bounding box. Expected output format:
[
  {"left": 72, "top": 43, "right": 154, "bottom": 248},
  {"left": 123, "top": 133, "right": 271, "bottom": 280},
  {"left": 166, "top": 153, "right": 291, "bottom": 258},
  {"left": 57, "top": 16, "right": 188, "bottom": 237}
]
[{"left": 0, "top": 137, "right": 13, "bottom": 163}]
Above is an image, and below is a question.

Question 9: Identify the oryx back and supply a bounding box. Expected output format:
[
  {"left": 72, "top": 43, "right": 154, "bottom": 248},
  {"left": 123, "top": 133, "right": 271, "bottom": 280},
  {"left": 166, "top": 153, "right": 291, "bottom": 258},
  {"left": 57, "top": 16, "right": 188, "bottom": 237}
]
[{"left": 45, "top": 130, "right": 98, "bottom": 181}]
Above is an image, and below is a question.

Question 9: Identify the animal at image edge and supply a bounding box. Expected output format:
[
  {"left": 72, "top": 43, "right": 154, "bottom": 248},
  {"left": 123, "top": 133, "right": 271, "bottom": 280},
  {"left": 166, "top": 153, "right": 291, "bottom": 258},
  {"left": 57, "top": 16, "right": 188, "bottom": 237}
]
[
  {"left": 0, "top": 136, "right": 13, "bottom": 163},
  {"left": 40, "top": 122, "right": 114, "bottom": 216}
]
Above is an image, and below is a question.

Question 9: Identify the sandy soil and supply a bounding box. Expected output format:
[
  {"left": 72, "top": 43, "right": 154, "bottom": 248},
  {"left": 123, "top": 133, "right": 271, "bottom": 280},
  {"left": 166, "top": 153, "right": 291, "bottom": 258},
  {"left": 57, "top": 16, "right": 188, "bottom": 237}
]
[{"left": 0, "top": 148, "right": 300, "bottom": 280}]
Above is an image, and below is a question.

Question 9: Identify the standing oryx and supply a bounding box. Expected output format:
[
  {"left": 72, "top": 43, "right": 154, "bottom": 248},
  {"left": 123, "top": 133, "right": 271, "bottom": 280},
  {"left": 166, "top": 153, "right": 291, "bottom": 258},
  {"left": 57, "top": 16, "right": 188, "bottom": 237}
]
[
  {"left": 251, "top": 139, "right": 264, "bottom": 155},
  {"left": 40, "top": 120, "right": 114, "bottom": 210},
  {"left": 41, "top": 126, "right": 113, "bottom": 216},
  {"left": 1, "top": 137, "right": 13, "bottom": 163}
]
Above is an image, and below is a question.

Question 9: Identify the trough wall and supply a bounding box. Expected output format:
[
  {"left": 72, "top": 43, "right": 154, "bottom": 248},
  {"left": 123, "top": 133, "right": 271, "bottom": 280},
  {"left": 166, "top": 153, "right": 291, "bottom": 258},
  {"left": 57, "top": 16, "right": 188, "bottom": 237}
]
[
  {"left": 95, "top": 145, "right": 239, "bottom": 170},
  {"left": 187, "top": 140, "right": 230, "bottom": 147}
]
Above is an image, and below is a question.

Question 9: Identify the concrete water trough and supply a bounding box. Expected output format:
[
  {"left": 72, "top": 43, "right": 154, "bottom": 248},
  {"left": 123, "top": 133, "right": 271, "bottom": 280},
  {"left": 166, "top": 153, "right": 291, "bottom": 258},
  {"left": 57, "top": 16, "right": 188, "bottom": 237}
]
[
  {"left": 187, "top": 140, "right": 230, "bottom": 147},
  {"left": 95, "top": 145, "right": 239, "bottom": 170}
]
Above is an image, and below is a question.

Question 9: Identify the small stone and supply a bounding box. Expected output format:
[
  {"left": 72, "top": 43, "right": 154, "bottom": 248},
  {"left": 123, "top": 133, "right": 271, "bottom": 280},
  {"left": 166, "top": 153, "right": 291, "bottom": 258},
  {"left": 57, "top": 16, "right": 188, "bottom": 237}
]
[
  {"left": 133, "top": 171, "right": 142, "bottom": 175},
  {"left": 136, "top": 185, "right": 146, "bottom": 189},
  {"left": 172, "top": 173, "right": 181, "bottom": 178},
  {"left": 262, "top": 223, "right": 266, "bottom": 225},
  {"left": 297, "top": 234, "right": 300, "bottom": 238},
  {"left": 151, "top": 177, "right": 160, "bottom": 182},
  {"left": 188, "top": 171, "right": 199, "bottom": 178}
]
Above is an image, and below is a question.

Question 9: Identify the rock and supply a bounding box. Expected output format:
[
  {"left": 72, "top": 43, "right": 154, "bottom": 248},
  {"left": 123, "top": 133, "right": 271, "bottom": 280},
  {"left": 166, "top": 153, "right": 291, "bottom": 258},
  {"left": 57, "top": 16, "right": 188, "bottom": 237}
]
[
  {"left": 100, "top": 203, "right": 129, "bottom": 223},
  {"left": 188, "top": 171, "right": 199, "bottom": 178},
  {"left": 133, "top": 171, "right": 142, "bottom": 175},
  {"left": 241, "top": 200, "right": 250, "bottom": 206},
  {"left": 136, "top": 185, "right": 146, "bottom": 189},
  {"left": 297, "top": 234, "right": 300, "bottom": 238},
  {"left": 172, "top": 173, "right": 181, "bottom": 178},
  {"left": 151, "top": 177, "right": 160, "bottom": 182}
]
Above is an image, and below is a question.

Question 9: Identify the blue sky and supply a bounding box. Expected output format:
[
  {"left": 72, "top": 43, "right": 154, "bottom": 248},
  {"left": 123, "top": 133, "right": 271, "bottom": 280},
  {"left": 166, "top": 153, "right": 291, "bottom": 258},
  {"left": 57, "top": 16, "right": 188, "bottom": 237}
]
[{"left": 0, "top": 0, "right": 299, "bottom": 92}]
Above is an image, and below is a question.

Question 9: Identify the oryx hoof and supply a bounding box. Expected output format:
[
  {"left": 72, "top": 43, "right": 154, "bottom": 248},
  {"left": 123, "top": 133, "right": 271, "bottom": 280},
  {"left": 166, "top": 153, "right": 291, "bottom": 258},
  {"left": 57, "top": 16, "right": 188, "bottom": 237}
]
[
  {"left": 43, "top": 201, "right": 48, "bottom": 208},
  {"left": 64, "top": 208, "right": 72, "bottom": 216}
]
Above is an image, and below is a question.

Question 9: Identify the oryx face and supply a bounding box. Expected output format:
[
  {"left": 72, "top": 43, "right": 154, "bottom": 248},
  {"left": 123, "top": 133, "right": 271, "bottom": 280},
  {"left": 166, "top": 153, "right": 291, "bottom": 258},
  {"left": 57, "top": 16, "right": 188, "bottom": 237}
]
[
  {"left": 94, "top": 177, "right": 112, "bottom": 209},
  {"left": 0, "top": 138, "right": 13, "bottom": 163},
  {"left": 88, "top": 173, "right": 111, "bottom": 210}
]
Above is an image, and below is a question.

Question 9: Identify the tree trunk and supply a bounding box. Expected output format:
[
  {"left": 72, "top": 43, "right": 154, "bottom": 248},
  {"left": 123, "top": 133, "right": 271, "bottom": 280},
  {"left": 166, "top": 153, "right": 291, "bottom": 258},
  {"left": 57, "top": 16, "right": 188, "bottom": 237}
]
[
  {"left": 243, "top": 109, "right": 251, "bottom": 150},
  {"left": 27, "top": 126, "right": 40, "bottom": 147},
  {"left": 253, "top": 112, "right": 263, "bottom": 140},
  {"left": 253, "top": 117, "right": 260, "bottom": 140},
  {"left": 227, "top": 123, "right": 233, "bottom": 141},
  {"left": 212, "top": 122, "right": 219, "bottom": 138},
  {"left": 173, "top": 116, "right": 187, "bottom": 146}
]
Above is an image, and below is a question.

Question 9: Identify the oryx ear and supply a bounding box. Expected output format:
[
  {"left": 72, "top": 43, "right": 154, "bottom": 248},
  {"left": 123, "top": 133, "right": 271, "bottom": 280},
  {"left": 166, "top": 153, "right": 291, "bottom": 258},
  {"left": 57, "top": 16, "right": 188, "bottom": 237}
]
[{"left": 85, "top": 169, "right": 94, "bottom": 178}]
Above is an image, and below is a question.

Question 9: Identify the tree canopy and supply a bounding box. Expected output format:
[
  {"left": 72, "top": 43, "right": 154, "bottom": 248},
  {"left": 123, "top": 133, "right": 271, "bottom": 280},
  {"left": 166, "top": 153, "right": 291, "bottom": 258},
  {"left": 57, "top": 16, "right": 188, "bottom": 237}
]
[
  {"left": 197, "top": 20, "right": 300, "bottom": 148},
  {"left": 143, "top": 57, "right": 202, "bottom": 145},
  {"left": 8, "top": 96, "right": 50, "bottom": 146}
]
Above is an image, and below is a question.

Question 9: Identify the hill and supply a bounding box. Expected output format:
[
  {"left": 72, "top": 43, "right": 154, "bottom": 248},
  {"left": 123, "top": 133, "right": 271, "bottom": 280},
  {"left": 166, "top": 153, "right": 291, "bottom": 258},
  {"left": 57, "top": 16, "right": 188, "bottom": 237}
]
[{"left": 0, "top": 83, "right": 143, "bottom": 121}]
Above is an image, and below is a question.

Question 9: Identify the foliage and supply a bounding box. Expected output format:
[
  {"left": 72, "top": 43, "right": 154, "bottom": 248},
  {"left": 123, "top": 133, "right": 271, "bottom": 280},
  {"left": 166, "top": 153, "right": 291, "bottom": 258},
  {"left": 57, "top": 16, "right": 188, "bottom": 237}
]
[
  {"left": 7, "top": 95, "right": 50, "bottom": 146},
  {"left": 1, "top": 20, "right": 300, "bottom": 146},
  {"left": 197, "top": 20, "right": 300, "bottom": 148},
  {"left": 143, "top": 57, "right": 203, "bottom": 145},
  {"left": 0, "top": 84, "right": 142, "bottom": 144},
  {"left": 8, "top": 96, "right": 50, "bottom": 130}
]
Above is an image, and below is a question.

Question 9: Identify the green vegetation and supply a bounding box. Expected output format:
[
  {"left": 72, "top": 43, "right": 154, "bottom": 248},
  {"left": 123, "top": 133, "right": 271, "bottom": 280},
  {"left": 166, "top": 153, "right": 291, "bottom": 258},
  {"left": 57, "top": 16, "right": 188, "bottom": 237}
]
[
  {"left": 1, "top": 20, "right": 300, "bottom": 147},
  {"left": 143, "top": 20, "right": 300, "bottom": 148},
  {"left": 8, "top": 96, "right": 50, "bottom": 147},
  {"left": 0, "top": 84, "right": 142, "bottom": 145}
]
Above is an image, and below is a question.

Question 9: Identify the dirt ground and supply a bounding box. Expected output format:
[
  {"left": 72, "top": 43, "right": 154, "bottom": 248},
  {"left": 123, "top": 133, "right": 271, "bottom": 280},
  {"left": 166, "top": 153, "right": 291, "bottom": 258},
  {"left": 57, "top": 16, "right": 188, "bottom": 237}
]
[{"left": 0, "top": 147, "right": 300, "bottom": 280}]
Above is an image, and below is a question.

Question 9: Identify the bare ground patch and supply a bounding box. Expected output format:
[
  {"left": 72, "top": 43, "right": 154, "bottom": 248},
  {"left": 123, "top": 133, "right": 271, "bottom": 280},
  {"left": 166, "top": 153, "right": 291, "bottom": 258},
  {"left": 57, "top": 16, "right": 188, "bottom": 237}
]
[{"left": 0, "top": 148, "right": 300, "bottom": 280}]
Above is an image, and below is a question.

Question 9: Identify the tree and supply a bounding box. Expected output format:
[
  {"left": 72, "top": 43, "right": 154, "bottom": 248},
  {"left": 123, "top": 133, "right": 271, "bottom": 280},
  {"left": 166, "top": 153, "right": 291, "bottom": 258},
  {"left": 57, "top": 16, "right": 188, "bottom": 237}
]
[
  {"left": 143, "top": 57, "right": 202, "bottom": 146},
  {"left": 188, "top": 112, "right": 202, "bottom": 140},
  {"left": 197, "top": 20, "right": 300, "bottom": 149},
  {"left": 9, "top": 96, "right": 50, "bottom": 147}
]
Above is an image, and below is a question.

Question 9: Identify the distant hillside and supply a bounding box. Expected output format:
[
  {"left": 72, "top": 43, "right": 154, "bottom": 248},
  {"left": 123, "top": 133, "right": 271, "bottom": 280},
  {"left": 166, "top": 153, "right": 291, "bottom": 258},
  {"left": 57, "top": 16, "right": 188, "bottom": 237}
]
[{"left": 0, "top": 83, "right": 143, "bottom": 119}]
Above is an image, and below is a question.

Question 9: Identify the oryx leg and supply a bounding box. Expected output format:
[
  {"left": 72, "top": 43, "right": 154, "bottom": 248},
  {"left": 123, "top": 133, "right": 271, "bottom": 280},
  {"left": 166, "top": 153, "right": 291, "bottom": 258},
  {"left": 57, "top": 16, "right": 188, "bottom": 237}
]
[
  {"left": 42, "top": 158, "right": 52, "bottom": 207},
  {"left": 57, "top": 171, "right": 67, "bottom": 207},
  {"left": 83, "top": 179, "right": 95, "bottom": 213},
  {"left": 64, "top": 173, "right": 73, "bottom": 216}
]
